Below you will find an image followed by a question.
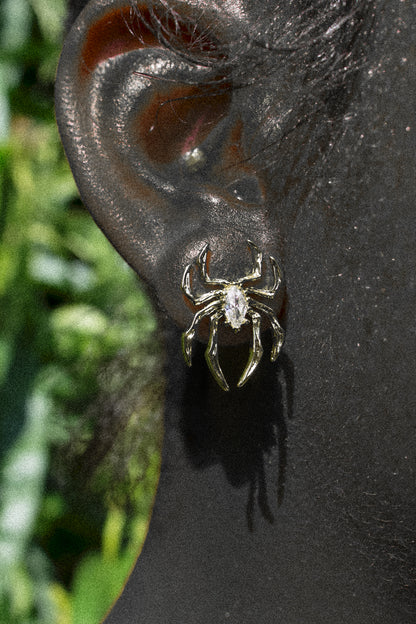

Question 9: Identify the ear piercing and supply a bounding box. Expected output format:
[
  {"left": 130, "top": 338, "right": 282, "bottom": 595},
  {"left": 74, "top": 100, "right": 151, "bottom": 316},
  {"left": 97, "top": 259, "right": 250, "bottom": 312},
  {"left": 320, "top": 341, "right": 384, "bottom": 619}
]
[{"left": 181, "top": 241, "right": 284, "bottom": 391}]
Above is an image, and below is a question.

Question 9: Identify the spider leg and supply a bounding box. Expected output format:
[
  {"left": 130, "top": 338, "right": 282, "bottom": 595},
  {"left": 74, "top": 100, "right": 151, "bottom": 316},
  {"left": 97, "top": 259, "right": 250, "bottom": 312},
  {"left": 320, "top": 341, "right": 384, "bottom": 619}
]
[
  {"left": 181, "top": 262, "right": 221, "bottom": 306},
  {"left": 198, "top": 243, "right": 229, "bottom": 286},
  {"left": 249, "top": 299, "right": 284, "bottom": 361},
  {"left": 237, "top": 310, "right": 264, "bottom": 388},
  {"left": 246, "top": 255, "right": 283, "bottom": 298},
  {"left": 236, "top": 240, "right": 263, "bottom": 285},
  {"left": 182, "top": 300, "right": 222, "bottom": 366},
  {"left": 205, "top": 311, "right": 229, "bottom": 391}
]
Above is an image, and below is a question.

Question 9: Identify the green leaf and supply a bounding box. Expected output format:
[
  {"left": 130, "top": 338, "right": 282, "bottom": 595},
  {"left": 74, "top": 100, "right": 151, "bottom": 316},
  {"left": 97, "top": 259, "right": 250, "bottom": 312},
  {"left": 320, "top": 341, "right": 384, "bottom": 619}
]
[
  {"left": 0, "top": 389, "right": 51, "bottom": 619},
  {"left": 48, "top": 583, "right": 72, "bottom": 624},
  {"left": 71, "top": 553, "right": 132, "bottom": 624},
  {"left": 29, "top": 0, "right": 66, "bottom": 44},
  {"left": 102, "top": 507, "right": 125, "bottom": 562},
  {"left": 0, "top": 0, "right": 32, "bottom": 51},
  {"left": 0, "top": 392, "right": 50, "bottom": 547}
]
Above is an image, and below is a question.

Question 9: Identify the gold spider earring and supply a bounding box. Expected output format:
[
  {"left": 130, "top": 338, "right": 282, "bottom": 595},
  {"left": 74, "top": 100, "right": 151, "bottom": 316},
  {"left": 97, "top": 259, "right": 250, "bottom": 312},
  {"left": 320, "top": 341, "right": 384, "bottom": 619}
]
[{"left": 181, "top": 240, "right": 285, "bottom": 391}]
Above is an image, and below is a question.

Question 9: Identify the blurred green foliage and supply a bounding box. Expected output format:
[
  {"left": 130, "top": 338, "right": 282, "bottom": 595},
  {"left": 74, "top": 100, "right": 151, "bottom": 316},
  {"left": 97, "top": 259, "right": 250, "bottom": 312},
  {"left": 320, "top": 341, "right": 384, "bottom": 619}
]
[{"left": 0, "top": 2, "right": 163, "bottom": 623}]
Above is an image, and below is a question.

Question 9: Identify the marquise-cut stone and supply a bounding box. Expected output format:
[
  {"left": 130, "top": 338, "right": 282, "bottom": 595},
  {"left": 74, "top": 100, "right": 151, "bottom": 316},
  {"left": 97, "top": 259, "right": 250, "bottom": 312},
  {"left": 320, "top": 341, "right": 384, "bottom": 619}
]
[{"left": 224, "top": 285, "right": 248, "bottom": 330}]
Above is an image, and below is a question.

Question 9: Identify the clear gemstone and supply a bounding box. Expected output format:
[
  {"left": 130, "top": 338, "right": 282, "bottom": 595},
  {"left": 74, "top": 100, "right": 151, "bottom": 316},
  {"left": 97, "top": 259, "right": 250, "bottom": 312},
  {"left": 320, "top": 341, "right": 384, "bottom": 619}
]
[{"left": 224, "top": 285, "right": 248, "bottom": 330}]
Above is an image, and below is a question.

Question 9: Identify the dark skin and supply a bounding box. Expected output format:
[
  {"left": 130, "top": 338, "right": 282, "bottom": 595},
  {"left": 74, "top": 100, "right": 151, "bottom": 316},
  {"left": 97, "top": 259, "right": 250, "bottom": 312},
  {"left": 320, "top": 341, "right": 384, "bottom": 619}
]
[{"left": 57, "top": 1, "right": 416, "bottom": 622}]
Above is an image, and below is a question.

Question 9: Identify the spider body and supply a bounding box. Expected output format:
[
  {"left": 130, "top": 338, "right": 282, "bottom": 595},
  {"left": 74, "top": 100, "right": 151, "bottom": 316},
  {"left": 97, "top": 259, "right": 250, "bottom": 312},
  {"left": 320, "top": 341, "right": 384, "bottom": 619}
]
[{"left": 181, "top": 241, "right": 285, "bottom": 391}]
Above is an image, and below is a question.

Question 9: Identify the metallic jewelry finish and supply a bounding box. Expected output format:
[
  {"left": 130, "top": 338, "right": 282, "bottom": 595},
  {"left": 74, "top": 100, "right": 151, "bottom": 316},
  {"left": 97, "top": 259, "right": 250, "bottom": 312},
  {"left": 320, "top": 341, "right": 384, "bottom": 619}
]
[{"left": 181, "top": 241, "right": 284, "bottom": 391}]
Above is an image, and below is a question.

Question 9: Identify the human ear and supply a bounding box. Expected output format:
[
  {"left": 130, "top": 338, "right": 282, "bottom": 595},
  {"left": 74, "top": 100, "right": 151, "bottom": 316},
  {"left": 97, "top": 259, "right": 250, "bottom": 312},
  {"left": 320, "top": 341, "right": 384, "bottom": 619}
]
[
  {"left": 57, "top": 0, "right": 361, "bottom": 354},
  {"left": 55, "top": 0, "right": 294, "bottom": 338}
]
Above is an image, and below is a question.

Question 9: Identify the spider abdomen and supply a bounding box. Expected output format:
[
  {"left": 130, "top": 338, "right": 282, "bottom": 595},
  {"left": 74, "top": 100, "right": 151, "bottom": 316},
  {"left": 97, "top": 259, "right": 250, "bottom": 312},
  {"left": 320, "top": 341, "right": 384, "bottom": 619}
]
[{"left": 223, "top": 285, "right": 249, "bottom": 330}]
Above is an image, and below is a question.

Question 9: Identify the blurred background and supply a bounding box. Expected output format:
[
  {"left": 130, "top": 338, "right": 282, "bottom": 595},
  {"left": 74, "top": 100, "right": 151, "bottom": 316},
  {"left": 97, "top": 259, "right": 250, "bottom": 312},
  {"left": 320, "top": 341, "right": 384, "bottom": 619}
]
[{"left": 0, "top": 1, "right": 163, "bottom": 622}]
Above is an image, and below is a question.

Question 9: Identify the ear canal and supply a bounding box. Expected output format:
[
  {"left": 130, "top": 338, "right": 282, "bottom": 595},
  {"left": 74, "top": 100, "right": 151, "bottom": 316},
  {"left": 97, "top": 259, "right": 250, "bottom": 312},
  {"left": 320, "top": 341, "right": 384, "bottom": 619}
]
[{"left": 56, "top": 0, "right": 232, "bottom": 298}]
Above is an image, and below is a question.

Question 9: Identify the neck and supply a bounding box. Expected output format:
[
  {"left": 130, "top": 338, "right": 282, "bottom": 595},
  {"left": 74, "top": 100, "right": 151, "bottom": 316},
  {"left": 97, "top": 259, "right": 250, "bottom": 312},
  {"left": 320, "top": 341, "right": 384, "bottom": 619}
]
[{"left": 104, "top": 320, "right": 379, "bottom": 623}]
